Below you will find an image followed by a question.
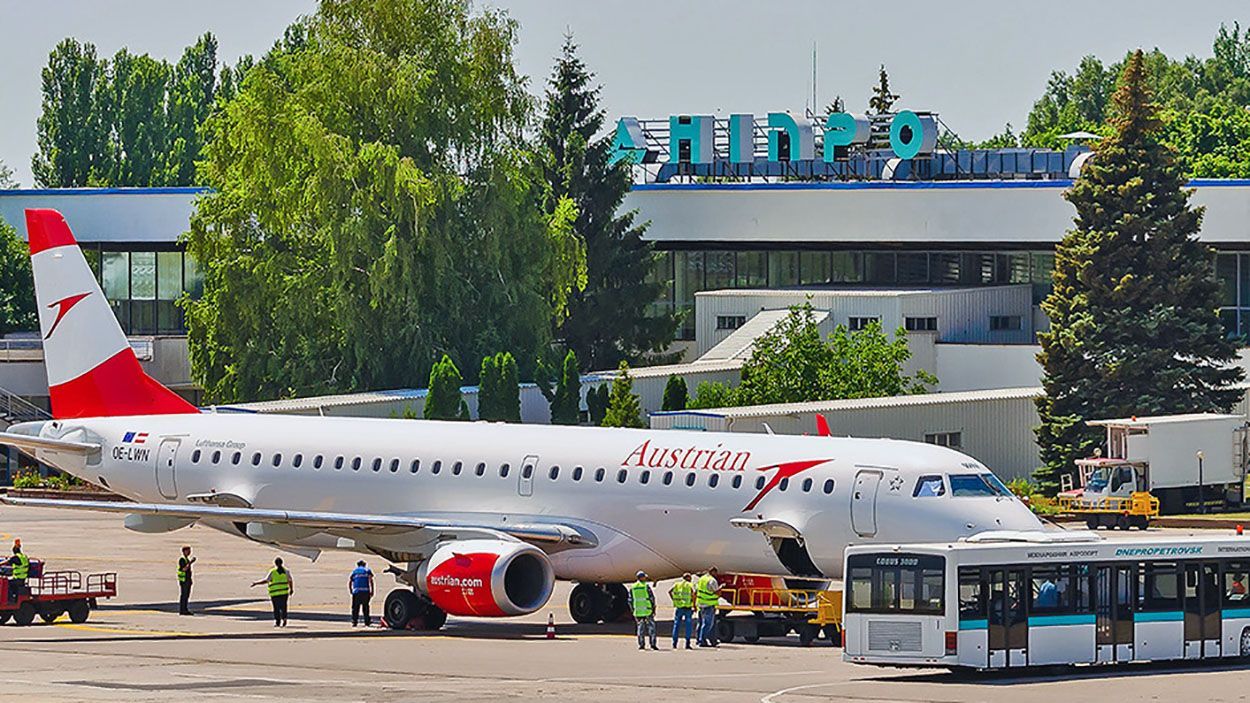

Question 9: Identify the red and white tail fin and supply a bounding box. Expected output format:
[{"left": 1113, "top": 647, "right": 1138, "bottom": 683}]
[
  {"left": 25, "top": 209, "right": 199, "bottom": 419},
  {"left": 815, "top": 414, "right": 831, "bottom": 437}
]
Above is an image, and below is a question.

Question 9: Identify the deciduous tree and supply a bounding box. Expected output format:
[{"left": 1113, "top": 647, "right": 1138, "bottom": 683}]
[
  {"left": 32, "top": 39, "right": 111, "bottom": 187},
  {"left": 601, "top": 361, "right": 645, "bottom": 428},
  {"left": 425, "top": 355, "right": 468, "bottom": 421},
  {"left": 0, "top": 220, "right": 37, "bottom": 335}
]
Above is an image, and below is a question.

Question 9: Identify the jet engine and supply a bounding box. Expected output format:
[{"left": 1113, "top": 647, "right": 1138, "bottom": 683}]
[{"left": 416, "top": 539, "right": 555, "bottom": 617}]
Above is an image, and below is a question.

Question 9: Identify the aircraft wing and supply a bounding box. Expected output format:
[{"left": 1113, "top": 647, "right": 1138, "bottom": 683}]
[
  {"left": 0, "top": 496, "right": 596, "bottom": 548},
  {"left": 0, "top": 431, "right": 99, "bottom": 456}
]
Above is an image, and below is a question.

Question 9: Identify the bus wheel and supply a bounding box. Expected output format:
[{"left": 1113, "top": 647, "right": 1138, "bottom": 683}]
[{"left": 1241, "top": 627, "right": 1250, "bottom": 657}]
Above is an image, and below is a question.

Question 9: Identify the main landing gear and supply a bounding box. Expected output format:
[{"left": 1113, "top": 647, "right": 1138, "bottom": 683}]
[
  {"left": 569, "top": 583, "right": 629, "bottom": 624},
  {"left": 383, "top": 588, "right": 447, "bottom": 631}
]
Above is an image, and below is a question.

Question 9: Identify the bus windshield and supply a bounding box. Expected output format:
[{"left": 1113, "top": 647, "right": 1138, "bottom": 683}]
[
  {"left": 847, "top": 553, "right": 945, "bottom": 615},
  {"left": 949, "top": 473, "right": 1010, "bottom": 497}
]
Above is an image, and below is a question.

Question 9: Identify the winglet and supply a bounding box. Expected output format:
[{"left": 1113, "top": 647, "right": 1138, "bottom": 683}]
[{"left": 815, "top": 414, "right": 831, "bottom": 437}]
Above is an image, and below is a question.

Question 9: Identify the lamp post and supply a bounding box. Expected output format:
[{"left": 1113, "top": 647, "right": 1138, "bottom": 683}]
[{"left": 1197, "top": 450, "right": 1206, "bottom": 514}]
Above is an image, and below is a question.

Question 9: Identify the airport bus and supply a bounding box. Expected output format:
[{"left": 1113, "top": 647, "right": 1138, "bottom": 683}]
[{"left": 842, "top": 531, "right": 1250, "bottom": 669}]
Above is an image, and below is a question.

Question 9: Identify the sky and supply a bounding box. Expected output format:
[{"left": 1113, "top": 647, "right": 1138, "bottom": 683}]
[{"left": 1, "top": 0, "right": 1248, "bottom": 186}]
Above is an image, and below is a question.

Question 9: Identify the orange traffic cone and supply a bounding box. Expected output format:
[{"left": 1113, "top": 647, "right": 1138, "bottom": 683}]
[{"left": 546, "top": 613, "right": 556, "bottom": 639}]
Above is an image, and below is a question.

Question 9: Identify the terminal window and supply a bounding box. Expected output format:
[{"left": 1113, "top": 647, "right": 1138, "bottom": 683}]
[
  {"left": 989, "top": 315, "right": 1022, "bottom": 331},
  {"left": 904, "top": 316, "right": 938, "bottom": 332},
  {"left": 716, "top": 315, "right": 746, "bottom": 330},
  {"left": 925, "top": 431, "right": 962, "bottom": 448}
]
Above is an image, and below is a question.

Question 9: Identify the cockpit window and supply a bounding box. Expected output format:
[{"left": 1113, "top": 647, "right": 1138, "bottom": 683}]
[
  {"left": 913, "top": 475, "right": 945, "bottom": 497},
  {"left": 982, "top": 473, "right": 1012, "bottom": 497},
  {"left": 949, "top": 474, "right": 998, "bottom": 497}
]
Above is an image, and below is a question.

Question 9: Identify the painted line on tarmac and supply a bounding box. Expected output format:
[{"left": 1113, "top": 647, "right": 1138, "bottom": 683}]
[
  {"left": 544, "top": 669, "right": 826, "bottom": 683},
  {"left": 761, "top": 682, "right": 842, "bottom": 702},
  {"left": 54, "top": 622, "right": 206, "bottom": 637}
]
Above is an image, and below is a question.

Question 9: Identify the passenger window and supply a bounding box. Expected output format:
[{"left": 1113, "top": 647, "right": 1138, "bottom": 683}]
[
  {"left": 211, "top": 450, "right": 221, "bottom": 464},
  {"left": 755, "top": 476, "right": 766, "bottom": 490},
  {"left": 292, "top": 453, "right": 302, "bottom": 468},
  {"left": 823, "top": 479, "right": 835, "bottom": 494},
  {"left": 521, "top": 464, "right": 533, "bottom": 479},
  {"left": 549, "top": 466, "right": 560, "bottom": 480},
  {"left": 595, "top": 468, "right": 606, "bottom": 482},
  {"left": 313, "top": 455, "right": 323, "bottom": 469},
  {"left": 390, "top": 458, "right": 400, "bottom": 473},
  {"left": 913, "top": 475, "right": 945, "bottom": 497},
  {"left": 662, "top": 471, "right": 674, "bottom": 486},
  {"left": 475, "top": 462, "right": 486, "bottom": 477},
  {"left": 779, "top": 478, "right": 789, "bottom": 491},
  {"left": 732, "top": 474, "right": 742, "bottom": 489},
  {"left": 373, "top": 457, "right": 384, "bottom": 472},
  {"left": 191, "top": 450, "right": 201, "bottom": 463},
  {"left": 801, "top": 478, "right": 812, "bottom": 493},
  {"left": 334, "top": 456, "right": 344, "bottom": 470},
  {"left": 708, "top": 474, "right": 719, "bottom": 488},
  {"left": 452, "top": 461, "right": 463, "bottom": 476},
  {"left": 410, "top": 459, "right": 420, "bottom": 473},
  {"left": 272, "top": 453, "right": 282, "bottom": 467},
  {"left": 616, "top": 469, "right": 627, "bottom": 484},
  {"left": 252, "top": 452, "right": 262, "bottom": 466},
  {"left": 640, "top": 470, "right": 650, "bottom": 485},
  {"left": 351, "top": 457, "right": 361, "bottom": 471},
  {"left": 685, "top": 473, "right": 696, "bottom": 487},
  {"left": 572, "top": 466, "right": 583, "bottom": 481},
  {"left": 499, "top": 463, "right": 510, "bottom": 478},
  {"left": 432, "top": 460, "right": 442, "bottom": 475},
  {"left": 232, "top": 452, "right": 242, "bottom": 466}
]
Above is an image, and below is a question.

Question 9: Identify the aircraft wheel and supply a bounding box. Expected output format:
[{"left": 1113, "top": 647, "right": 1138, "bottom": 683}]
[
  {"left": 67, "top": 599, "right": 90, "bottom": 624},
  {"left": 569, "top": 583, "right": 604, "bottom": 624},
  {"left": 600, "top": 583, "right": 629, "bottom": 622},
  {"left": 384, "top": 589, "right": 422, "bottom": 630},
  {"left": 419, "top": 604, "right": 447, "bottom": 631},
  {"left": 13, "top": 602, "right": 36, "bottom": 626}
]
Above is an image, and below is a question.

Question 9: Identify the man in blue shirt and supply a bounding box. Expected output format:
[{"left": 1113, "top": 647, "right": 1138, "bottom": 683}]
[{"left": 349, "top": 560, "right": 375, "bottom": 627}]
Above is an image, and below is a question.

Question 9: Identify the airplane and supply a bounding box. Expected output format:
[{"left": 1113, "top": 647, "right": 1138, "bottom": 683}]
[{"left": 0, "top": 208, "right": 1045, "bottom": 630}]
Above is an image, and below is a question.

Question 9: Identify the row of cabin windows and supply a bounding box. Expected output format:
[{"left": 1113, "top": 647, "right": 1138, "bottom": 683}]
[{"left": 187, "top": 448, "right": 836, "bottom": 495}]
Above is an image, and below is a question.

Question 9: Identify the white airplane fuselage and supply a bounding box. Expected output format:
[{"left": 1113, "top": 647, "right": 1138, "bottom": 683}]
[{"left": 26, "top": 412, "right": 1044, "bottom": 582}]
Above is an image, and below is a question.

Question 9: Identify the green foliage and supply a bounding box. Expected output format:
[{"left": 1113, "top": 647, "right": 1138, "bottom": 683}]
[
  {"left": 586, "top": 384, "right": 609, "bottom": 424},
  {"left": 688, "top": 381, "right": 737, "bottom": 410},
  {"left": 425, "top": 355, "right": 468, "bottom": 421},
  {"left": 1035, "top": 51, "right": 1244, "bottom": 495},
  {"left": 734, "top": 303, "right": 935, "bottom": 406},
  {"left": 661, "top": 375, "right": 687, "bottom": 411},
  {"left": 1005, "top": 478, "right": 1062, "bottom": 516},
  {"left": 11, "top": 469, "right": 79, "bottom": 490},
  {"left": 601, "top": 361, "right": 645, "bottom": 428},
  {"left": 0, "top": 220, "right": 37, "bottom": 334},
  {"left": 478, "top": 351, "right": 520, "bottom": 422},
  {"left": 184, "top": 0, "right": 585, "bottom": 402},
  {"left": 868, "top": 64, "right": 899, "bottom": 113},
  {"left": 32, "top": 34, "right": 219, "bottom": 187},
  {"left": 0, "top": 160, "right": 17, "bottom": 188},
  {"left": 539, "top": 35, "right": 675, "bottom": 370},
  {"left": 547, "top": 350, "right": 581, "bottom": 425}
]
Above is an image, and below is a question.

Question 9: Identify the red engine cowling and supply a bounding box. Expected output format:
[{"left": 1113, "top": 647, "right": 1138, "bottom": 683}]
[{"left": 417, "top": 539, "right": 555, "bottom": 617}]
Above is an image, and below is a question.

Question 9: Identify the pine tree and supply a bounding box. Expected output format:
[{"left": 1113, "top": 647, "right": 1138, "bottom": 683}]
[
  {"left": 601, "top": 361, "right": 645, "bottom": 428},
  {"left": 498, "top": 352, "right": 521, "bottom": 422},
  {"left": 1034, "top": 50, "right": 1244, "bottom": 493},
  {"left": 477, "top": 353, "right": 501, "bottom": 421},
  {"left": 586, "top": 384, "right": 609, "bottom": 425},
  {"left": 425, "top": 355, "right": 469, "bottom": 421},
  {"left": 869, "top": 65, "right": 899, "bottom": 113},
  {"left": 661, "top": 375, "right": 687, "bottom": 411},
  {"left": 547, "top": 349, "right": 581, "bottom": 425},
  {"left": 539, "top": 35, "right": 676, "bottom": 370}
]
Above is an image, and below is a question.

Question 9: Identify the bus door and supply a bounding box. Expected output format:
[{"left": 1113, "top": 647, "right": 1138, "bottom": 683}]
[
  {"left": 1095, "top": 564, "right": 1135, "bottom": 663},
  {"left": 1184, "top": 562, "right": 1222, "bottom": 658},
  {"left": 987, "top": 568, "right": 1028, "bottom": 668}
]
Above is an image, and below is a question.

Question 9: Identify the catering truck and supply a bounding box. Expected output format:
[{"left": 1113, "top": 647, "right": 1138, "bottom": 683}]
[{"left": 1060, "top": 413, "right": 1247, "bottom": 515}]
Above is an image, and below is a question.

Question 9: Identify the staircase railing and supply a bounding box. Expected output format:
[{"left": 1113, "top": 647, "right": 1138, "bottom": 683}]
[{"left": 0, "top": 385, "right": 51, "bottom": 424}]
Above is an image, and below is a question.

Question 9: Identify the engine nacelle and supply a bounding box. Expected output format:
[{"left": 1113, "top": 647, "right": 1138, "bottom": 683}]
[{"left": 417, "top": 539, "right": 555, "bottom": 616}]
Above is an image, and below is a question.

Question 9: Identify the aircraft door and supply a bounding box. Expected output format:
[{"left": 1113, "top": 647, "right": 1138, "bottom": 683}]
[
  {"left": 155, "top": 438, "right": 179, "bottom": 499},
  {"left": 850, "top": 470, "right": 882, "bottom": 537},
  {"left": 518, "top": 455, "right": 537, "bottom": 497}
]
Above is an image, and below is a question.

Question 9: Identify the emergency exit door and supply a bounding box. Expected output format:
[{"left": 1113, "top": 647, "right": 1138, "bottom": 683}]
[
  {"left": 851, "top": 470, "right": 882, "bottom": 537},
  {"left": 155, "top": 438, "right": 179, "bottom": 499}
]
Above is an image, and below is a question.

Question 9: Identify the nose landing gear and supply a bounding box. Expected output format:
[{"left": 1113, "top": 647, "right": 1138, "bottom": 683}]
[{"left": 569, "top": 582, "right": 629, "bottom": 624}]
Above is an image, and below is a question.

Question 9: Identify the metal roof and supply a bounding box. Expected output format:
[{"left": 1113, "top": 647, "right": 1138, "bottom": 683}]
[
  {"left": 651, "top": 386, "right": 1044, "bottom": 419},
  {"left": 1087, "top": 413, "right": 1245, "bottom": 427}
]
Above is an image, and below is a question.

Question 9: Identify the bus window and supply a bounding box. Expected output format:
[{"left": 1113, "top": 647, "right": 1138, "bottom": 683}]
[
  {"left": 948, "top": 474, "right": 997, "bottom": 497},
  {"left": 846, "top": 553, "right": 945, "bottom": 615},
  {"left": 1225, "top": 563, "right": 1249, "bottom": 604},
  {"left": 913, "top": 475, "right": 945, "bottom": 497},
  {"left": 1030, "top": 566, "right": 1069, "bottom": 613},
  {"left": 1139, "top": 562, "right": 1180, "bottom": 612},
  {"left": 959, "top": 568, "right": 985, "bottom": 622}
]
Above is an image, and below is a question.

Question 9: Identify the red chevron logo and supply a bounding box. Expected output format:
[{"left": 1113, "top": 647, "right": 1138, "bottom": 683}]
[
  {"left": 742, "top": 458, "right": 832, "bottom": 511},
  {"left": 44, "top": 292, "right": 91, "bottom": 340}
]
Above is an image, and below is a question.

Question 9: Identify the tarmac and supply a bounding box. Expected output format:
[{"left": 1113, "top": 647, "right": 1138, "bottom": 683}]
[{"left": 4, "top": 504, "right": 1250, "bottom": 702}]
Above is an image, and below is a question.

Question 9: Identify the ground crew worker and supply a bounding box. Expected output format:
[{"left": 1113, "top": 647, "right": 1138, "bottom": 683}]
[
  {"left": 629, "top": 570, "right": 658, "bottom": 650},
  {"left": 696, "top": 566, "right": 722, "bottom": 647},
  {"left": 251, "top": 557, "right": 292, "bottom": 627},
  {"left": 177, "top": 546, "right": 196, "bottom": 615},
  {"left": 349, "top": 560, "right": 374, "bottom": 627},
  {"left": 5, "top": 541, "right": 29, "bottom": 604},
  {"left": 669, "top": 572, "right": 695, "bottom": 649}
]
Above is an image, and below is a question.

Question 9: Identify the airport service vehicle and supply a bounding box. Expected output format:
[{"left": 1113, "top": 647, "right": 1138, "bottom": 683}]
[
  {"left": 1057, "top": 490, "right": 1158, "bottom": 531},
  {"left": 713, "top": 573, "right": 843, "bottom": 646},
  {"left": 842, "top": 531, "right": 1250, "bottom": 670},
  {"left": 0, "top": 209, "right": 1043, "bottom": 631},
  {"left": 0, "top": 561, "right": 117, "bottom": 626},
  {"left": 1060, "top": 414, "right": 1247, "bottom": 515}
]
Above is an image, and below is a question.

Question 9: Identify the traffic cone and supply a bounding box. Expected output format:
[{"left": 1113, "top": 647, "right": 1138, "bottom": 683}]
[{"left": 546, "top": 613, "right": 556, "bottom": 639}]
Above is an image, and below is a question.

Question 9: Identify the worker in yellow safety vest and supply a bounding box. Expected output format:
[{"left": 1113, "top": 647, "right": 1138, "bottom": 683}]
[
  {"left": 5, "top": 541, "right": 30, "bottom": 604},
  {"left": 696, "top": 566, "right": 722, "bottom": 647},
  {"left": 177, "top": 545, "right": 196, "bottom": 615},
  {"left": 668, "top": 572, "right": 696, "bottom": 649},
  {"left": 628, "top": 570, "right": 658, "bottom": 650},
  {"left": 251, "top": 557, "right": 293, "bottom": 627}
]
